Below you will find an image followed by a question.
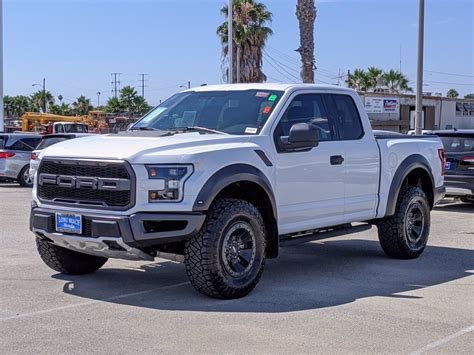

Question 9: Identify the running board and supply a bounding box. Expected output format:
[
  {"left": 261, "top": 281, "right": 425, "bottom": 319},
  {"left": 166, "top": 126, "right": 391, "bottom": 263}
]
[{"left": 280, "top": 223, "right": 372, "bottom": 246}]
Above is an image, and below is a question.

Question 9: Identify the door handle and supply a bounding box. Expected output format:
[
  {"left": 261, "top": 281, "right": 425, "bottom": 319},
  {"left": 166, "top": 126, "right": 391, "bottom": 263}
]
[{"left": 330, "top": 155, "right": 344, "bottom": 165}]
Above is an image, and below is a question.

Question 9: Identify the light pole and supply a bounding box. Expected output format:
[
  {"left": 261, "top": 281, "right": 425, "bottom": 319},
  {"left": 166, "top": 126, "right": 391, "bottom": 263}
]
[
  {"left": 0, "top": 0, "right": 3, "bottom": 132},
  {"left": 179, "top": 81, "right": 191, "bottom": 89},
  {"left": 32, "top": 78, "right": 46, "bottom": 113},
  {"left": 415, "top": 0, "right": 425, "bottom": 134},
  {"left": 228, "top": 0, "right": 233, "bottom": 84},
  {"left": 97, "top": 91, "right": 101, "bottom": 107}
]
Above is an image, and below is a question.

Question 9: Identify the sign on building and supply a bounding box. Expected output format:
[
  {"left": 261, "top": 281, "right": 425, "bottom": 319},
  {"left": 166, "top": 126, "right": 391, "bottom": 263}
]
[{"left": 365, "top": 97, "right": 400, "bottom": 114}]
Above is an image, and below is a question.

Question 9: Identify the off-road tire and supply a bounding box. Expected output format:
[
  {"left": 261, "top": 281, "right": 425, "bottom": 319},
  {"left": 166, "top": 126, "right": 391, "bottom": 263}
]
[
  {"left": 184, "top": 198, "right": 267, "bottom": 299},
  {"left": 377, "top": 186, "right": 431, "bottom": 259},
  {"left": 18, "top": 165, "right": 33, "bottom": 187},
  {"left": 36, "top": 237, "right": 108, "bottom": 274}
]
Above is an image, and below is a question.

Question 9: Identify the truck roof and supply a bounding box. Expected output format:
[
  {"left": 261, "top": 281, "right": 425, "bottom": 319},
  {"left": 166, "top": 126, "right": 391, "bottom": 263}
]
[{"left": 189, "top": 83, "right": 355, "bottom": 94}]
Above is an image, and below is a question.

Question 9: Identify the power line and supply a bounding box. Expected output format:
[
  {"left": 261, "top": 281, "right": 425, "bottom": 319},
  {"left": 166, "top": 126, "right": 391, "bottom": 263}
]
[
  {"left": 264, "top": 54, "right": 299, "bottom": 83},
  {"left": 425, "top": 70, "right": 474, "bottom": 78},
  {"left": 263, "top": 51, "right": 301, "bottom": 82},
  {"left": 424, "top": 80, "right": 474, "bottom": 86},
  {"left": 111, "top": 73, "right": 121, "bottom": 98}
]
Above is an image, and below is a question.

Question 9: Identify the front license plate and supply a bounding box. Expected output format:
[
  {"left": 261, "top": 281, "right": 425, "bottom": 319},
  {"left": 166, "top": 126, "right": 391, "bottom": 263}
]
[{"left": 55, "top": 213, "right": 82, "bottom": 234}]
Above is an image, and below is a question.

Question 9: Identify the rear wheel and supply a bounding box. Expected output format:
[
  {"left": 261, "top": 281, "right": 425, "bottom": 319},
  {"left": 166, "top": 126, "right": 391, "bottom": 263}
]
[
  {"left": 377, "top": 186, "right": 431, "bottom": 259},
  {"left": 36, "top": 237, "right": 108, "bottom": 275},
  {"left": 184, "top": 198, "right": 266, "bottom": 299},
  {"left": 18, "top": 165, "right": 33, "bottom": 187}
]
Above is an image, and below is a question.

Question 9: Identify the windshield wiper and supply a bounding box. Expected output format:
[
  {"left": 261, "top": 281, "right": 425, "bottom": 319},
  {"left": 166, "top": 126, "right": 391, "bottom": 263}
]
[
  {"left": 167, "top": 126, "right": 226, "bottom": 135},
  {"left": 129, "top": 126, "right": 160, "bottom": 131}
]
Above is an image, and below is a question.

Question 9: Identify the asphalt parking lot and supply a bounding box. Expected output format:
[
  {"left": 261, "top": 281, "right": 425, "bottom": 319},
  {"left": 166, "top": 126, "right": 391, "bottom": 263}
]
[{"left": 0, "top": 182, "right": 473, "bottom": 354}]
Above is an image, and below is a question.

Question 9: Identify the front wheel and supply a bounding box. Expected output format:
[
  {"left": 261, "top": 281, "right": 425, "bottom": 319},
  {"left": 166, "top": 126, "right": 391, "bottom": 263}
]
[
  {"left": 184, "top": 198, "right": 267, "bottom": 299},
  {"left": 377, "top": 186, "right": 431, "bottom": 259},
  {"left": 18, "top": 165, "right": 33, "bottom": 187}
]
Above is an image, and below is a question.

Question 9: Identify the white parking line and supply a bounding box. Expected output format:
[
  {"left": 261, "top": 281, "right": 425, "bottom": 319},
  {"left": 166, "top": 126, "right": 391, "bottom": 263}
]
[
  {"left": 0, "top": 281, "right": 189, "bottom": 322},
  {"left": 410, "top": 325, "right": 474, "bottom": 354}
]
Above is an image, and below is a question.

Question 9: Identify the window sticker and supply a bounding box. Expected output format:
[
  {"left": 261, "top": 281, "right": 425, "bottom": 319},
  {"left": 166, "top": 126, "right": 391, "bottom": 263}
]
[
  {"left": 245, "top": 127, "right": 258, "bottom": 134},
  {"left": 263, "top": 106, "right": 272, "bottom": 114},
  {"left": 256, "top": 92, "right": 270, "bottom": 98},
  {"left": 268, "top": 94, "right": 278, "bottom": 102}
]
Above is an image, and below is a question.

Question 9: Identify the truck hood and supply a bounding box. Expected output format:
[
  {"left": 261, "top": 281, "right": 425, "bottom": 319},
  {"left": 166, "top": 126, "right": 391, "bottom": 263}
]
[{"left": 40, "top": 131, "right": 257, "bottom": 163}]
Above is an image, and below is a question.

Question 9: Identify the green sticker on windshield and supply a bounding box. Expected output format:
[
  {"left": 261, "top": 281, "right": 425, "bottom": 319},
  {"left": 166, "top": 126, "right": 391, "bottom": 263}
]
[{"left": 268, "top": 94, "right": 278, "bottom": 102}]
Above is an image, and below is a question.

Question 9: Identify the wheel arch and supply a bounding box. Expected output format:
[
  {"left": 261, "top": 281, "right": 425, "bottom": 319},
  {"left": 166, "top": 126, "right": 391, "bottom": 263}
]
[
  {"left": 193, "top": 164, "right": 279, "bottom": 258},
  {"left": 385, "top": 154, "right": 435, "bottom": 216}
]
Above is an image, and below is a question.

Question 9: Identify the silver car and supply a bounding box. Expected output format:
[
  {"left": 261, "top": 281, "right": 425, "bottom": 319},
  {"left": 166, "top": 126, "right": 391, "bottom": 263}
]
[
  {"left": 29, "top": 133, "right": 92, "bottom": 180},
  {"left": 0, "top": 133, "right": 41, "bottom": 187}
]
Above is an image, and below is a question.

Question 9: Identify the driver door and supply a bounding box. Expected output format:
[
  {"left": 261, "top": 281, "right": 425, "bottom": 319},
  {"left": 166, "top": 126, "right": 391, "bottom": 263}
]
[{"left": 272, "top": 93, "right": 345, "bottom": 235}]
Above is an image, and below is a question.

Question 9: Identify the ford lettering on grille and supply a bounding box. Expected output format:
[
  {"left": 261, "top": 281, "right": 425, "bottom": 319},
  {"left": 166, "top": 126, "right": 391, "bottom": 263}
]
[{"left": 38, "top": 174, "right": 131, "bottom": 191}]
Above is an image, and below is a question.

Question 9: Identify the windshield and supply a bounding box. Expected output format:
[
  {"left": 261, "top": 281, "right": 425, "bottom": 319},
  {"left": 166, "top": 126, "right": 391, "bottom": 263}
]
[
  {"left": 132, "top": 90, "right": 284, "bottom": 135},
  {"left": 440, "top": 135, "right": 474, "bottom": 153},
  {"left": 63, "top": 124, "right": 87, "bottom": 133},
  {"left": 37, "top": 137, "right": 69, "bottom": 150}
]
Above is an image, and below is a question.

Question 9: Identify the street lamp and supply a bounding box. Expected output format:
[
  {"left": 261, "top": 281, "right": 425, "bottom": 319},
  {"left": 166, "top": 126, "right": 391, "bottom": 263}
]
[
  {"left": 179, "top": 81, "right": 191, "bottom": 89},
  {"left": 97, "top": 92, "right": 101, "bottom": 107},
  {"left": 32, "top": 78, "right": 46, "bottom": 113}
]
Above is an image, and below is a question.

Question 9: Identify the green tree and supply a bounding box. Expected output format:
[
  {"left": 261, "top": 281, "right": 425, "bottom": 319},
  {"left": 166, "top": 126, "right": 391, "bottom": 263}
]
[
  {"left": 4, "top": 95, "right": 35, "bottom": 118},
  {"left": 119, "top": 86, "right": 138, "bottom": 114},
  {"left": 366, "top": 67, "right": 384, "bottom": 90},
  {"left": 50, "top": 103, "right": 72, "bottom": 116},
  {"left": 105, "top": 97, "right": 125, "bottom": 114},
  {"left": 72, "top": 95, "right": 93, "bottom": 115},
  {"left": 346, "top": 69, "right": 371, "bottom": 91},
  {"left": 217, "top": 0, "right": 273, "bottom": 83},
  {"left": 296, "top": 0, "right": 316, "bottom": 83},
  {"left": 134, "top": 96, "right": 152, "bottom": 115},
  {"left": 31, "top": 90, "right": 54, "bottom": 112},
  {"left": 464, "top": 93, "right": 474, "bottom": 99},
  {"left": 382, "top": 69, "right": 412, "bottom": 93},
  {"left": 446, "top": 89, "right": 459, "bottom": 98}
]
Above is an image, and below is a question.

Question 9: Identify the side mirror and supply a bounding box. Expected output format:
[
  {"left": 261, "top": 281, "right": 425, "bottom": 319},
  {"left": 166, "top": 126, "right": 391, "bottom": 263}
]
[{"left": 280, "top": 123, "right": 319, "bottom": 152}]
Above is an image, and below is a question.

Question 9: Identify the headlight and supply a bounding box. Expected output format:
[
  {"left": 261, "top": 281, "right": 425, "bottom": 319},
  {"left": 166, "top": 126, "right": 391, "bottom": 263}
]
[{"left": 146, "top": 164, "right": 193, "bottom": 202}]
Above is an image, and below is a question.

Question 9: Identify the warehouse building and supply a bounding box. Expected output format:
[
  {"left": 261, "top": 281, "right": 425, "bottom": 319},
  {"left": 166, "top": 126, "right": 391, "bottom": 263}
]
[{"left": 358, "top": 92, "right": 474, "bottom": 133}]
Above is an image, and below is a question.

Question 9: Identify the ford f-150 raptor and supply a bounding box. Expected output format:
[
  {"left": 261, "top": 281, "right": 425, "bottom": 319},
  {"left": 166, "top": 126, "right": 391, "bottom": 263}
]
[{"left": 30, "top": 84, "right": 446, "bottom": 299}]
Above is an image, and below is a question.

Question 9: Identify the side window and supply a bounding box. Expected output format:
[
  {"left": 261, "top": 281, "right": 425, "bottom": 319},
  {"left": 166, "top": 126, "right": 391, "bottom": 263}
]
[
  {"left": 56, "top": 124, "right": 65, "bottom": 133},
  {"left": 330, "top": 94, "right": 364, "bottom": 140},
  {"left": 275, "top": 94, "right": 333, "bottom": 142},
  {"left": 8, "top": 138, "right": 40, "bottom": 151}
]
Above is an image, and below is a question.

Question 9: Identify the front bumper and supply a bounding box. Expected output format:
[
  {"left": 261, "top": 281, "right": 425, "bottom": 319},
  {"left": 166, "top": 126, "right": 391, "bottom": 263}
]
[
  {"left": 444, "top": 175, "right": 474, "bottom": 197},
  {"left": 30, "top": 207, "right": 206, "bottom": 260}
]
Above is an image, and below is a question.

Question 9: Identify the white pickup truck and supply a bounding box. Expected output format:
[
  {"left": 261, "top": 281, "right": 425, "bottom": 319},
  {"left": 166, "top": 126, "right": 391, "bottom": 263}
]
[{"left": 30, "top": 84, "right": 446, "bottom": 299}]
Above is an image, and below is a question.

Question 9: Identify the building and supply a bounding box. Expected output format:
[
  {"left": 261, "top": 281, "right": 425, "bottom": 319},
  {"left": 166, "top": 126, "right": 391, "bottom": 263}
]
[{"left": 358, "top": 92, "right": 474, "bottom": 133}]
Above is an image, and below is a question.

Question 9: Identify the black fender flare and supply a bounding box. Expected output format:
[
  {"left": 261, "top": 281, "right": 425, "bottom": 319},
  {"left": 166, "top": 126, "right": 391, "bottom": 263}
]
[
  {"left": 385, "top": 154, "right": 435, "bottom": 216},
  {"left": 193, "top": 164, "right": 279, "bottom": 258}
]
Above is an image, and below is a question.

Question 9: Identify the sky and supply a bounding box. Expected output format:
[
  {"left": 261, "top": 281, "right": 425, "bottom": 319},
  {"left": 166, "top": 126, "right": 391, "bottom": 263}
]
[{"left": 4, "top": 0, "right": 474, "bottom": 106}]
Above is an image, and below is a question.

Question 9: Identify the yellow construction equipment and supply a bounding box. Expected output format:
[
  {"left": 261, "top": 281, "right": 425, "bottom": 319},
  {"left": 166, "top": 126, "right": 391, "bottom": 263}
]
[{"left": 21, "top": 112, "right": 106, "bottom": 133}]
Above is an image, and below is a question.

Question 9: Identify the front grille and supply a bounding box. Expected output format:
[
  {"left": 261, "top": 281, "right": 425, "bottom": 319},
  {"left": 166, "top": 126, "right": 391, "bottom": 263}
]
[{"left": 37, "top": 159, "right": 135, "bottom": 211}]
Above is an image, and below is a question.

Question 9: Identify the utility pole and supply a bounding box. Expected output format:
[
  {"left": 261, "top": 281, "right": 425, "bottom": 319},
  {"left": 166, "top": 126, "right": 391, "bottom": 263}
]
[
  {"left": 228, "top": 0, "right": 233, "bottom": 84},
  {"left": 187, "top": 81, "right": 191, "bottom": 89},
  {"left": 138, "top": 73, "right": 148, "bottom": 98},
  {"left": 97, "top": 91, "right": 101, "bottom": 107},
  {"left": 415, "top": 0, "right": 425, "bottom": 135},
  {"left": 111, "top": 73, "right": 121, "bottom": 98},
  {"left": 42, "top": 78, "right": 46, "bottom": 113},
  {"left": 0, "top": 0, "right": 3, "bottom": 132}
]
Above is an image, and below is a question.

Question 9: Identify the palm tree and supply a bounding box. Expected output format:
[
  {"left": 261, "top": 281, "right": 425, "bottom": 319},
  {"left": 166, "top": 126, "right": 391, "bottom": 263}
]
[
  {"left": 382, "top": 70, "right": 412, "bottom": 93},
  {"left": 446, "top": 89, "right": 459, "bottom": 98},
  {"left": 217, "top": 0, "right": 273, "bottom": 83},
  {"left": 119, "top": 86, "right": 138, "bottom": 114},
  {"left": 366, "top": 67, "right": 383, "bottom": 91},
  {"left": 346, "top": 69, "right": 371, "bottom": 91},
  {"left": 13, "top": 95, "right": 35, "bottom": 117},
  {"left": 106, "top": 97, "right": 125, "bottom": 114},
  {"left": 31, "top": 90, "right": 54, "bottom": 113},
  {"left": 72, "top": 95, "right": 92, "bottom": 116},
  {"left": 134, "top": 96, "right": 152, "bottom": 115},
  {"left": 50, "top": 103, "right": 72, "bottom": 116},
  {"left": 296, "top": 0, "right": 316, "bottom": 83}
]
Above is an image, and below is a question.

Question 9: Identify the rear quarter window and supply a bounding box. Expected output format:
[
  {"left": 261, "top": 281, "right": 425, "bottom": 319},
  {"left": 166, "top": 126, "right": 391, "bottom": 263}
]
[
  {"left": 328, "top": 94, "right": 364, "bottom": 140},
  {"left": 7, "top": 137, "right": 41, "bottom": 151}
]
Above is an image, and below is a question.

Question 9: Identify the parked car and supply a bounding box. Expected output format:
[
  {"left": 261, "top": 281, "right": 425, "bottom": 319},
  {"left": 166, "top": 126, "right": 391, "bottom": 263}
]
[
  {"left": 29, "top": 133, "right": 92, "bottom": 180},
  {"left": 432, "top": 130, "right": 474, "bottom": 202},
  {"left": 0, "top": 133, "right": 41, "bottom": 187},
  {"left": 30, "top": 84, "right": 445, "bottom": 299}
]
